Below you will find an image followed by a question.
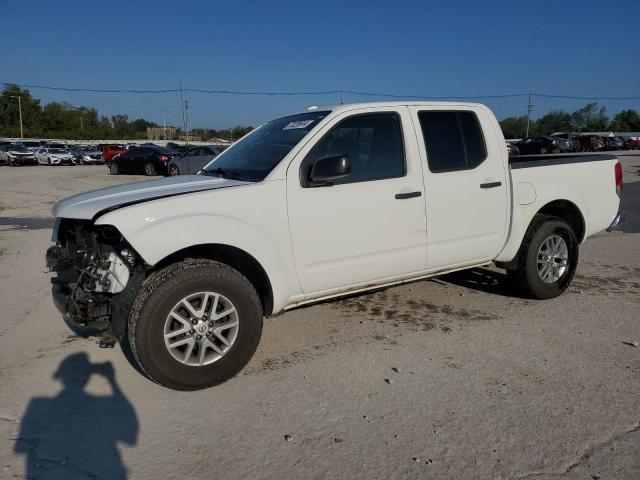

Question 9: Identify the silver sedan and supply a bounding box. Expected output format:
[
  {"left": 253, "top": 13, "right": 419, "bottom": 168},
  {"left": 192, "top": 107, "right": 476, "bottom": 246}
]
[{"left": 167, "top": 145, "right": 227, "bottom": 176}]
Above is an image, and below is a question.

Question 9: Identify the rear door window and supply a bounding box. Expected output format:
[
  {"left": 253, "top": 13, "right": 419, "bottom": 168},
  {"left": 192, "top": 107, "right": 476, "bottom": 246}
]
[{"left": 418, "top": 111, "right": 487, "bottom": 172}]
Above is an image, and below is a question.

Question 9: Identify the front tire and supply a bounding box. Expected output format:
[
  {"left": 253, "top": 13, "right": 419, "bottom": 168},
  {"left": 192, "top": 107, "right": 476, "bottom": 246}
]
[
  {"left": 507, "top": 215, "right": 578, "bottom": 299},
  {"left": 539, "top": 147, "right": 549, "bottom": 154},
  {"left": 110, "top": 163, "right": 120, "bottom": 175},
  {"left": 128, "top": 260, "right": 263, "bottom": 390},
  {"left": 168, "top": 164, "right": 180, "bottom": 176}
]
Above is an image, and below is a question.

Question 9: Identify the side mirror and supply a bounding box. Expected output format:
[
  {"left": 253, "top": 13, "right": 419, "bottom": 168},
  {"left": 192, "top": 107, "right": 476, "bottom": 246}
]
[{"left": 309, "top": 155, "right": 350, "bottom": 185}]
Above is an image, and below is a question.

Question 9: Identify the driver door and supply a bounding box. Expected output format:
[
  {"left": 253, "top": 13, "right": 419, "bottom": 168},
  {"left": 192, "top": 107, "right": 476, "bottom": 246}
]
[{"left": 286, "top": 107, "right": 427, "bottom": 296}]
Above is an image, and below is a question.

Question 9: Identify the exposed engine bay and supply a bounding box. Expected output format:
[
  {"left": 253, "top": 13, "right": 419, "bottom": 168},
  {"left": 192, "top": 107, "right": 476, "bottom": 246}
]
[{"left": 45, "top": 219, "right": 144, "bottom": 343}]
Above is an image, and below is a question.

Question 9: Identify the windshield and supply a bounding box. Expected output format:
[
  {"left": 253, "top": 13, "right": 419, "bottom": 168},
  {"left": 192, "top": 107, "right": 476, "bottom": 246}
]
[
  {"left": 50, "top": 148, "right": 67, "bottom": 154},
  {"left": 12, "top": 145, "right": 30, "bottom": 152},
  {"left": 203, "top": 111, "right": 329, "bottom": 181}
]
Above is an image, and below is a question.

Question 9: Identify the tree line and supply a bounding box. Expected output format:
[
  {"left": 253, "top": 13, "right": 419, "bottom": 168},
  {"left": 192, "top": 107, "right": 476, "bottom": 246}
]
[
  {"left": 0, "top": 84, "right": 253, "bottom": 141},
  {"left": 499, "top": 103, "right": 640, "bottom": 139},
  {"left": 2, "top": 84, "right": 638, "bottom": 141}
]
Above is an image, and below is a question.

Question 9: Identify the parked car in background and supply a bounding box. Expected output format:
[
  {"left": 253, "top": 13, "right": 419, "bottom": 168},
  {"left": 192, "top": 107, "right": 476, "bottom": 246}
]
[
  {"left": 109, "top": 145, "right": 179, "bottom": 176},
  {"left": 579, "top": 135, "right": 604, "bottom": 152},
  {"left": 0, "top": 143, "right": 37, "bottom": 166},
  {"left": 70, "top": 145, "right": 104, "bottom": 164},
  {"left": 35, "top": 147, "right": 76, "bottom": 165},
  {"left": 98, "top": 144, "right": 128, "bottom": 163},
  {"left": 550, "top": 133, "right": 581, "bottom": 152},
  {"left": 18, "top": 140, "right": 46, "bottom": 152},
  {"left": 506, "top": 142, "right": 520, "bottom": 156},
  {"left": 625, "top": 137, "right": 640, "bottom": 149},
  {"left": 45, "top": 142, "right": 69, "bottom": 150},
  {"left": 515, "top": 136, "right": 565, "bottom": 154},
  {"left": 601, "top": 136, "right": 624, "bottom": 151},
  {"left": 167, "top": 145, "right": 226, "bottom": 175},
  {"left": 166, "top": 142, "right": 191, "bottom": 155}
]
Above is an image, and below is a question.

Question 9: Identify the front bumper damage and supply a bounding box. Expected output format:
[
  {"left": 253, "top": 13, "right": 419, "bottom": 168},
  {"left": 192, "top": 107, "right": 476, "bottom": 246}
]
[{"left": 46, "top": 219, "right": 144, "bottom": 344}]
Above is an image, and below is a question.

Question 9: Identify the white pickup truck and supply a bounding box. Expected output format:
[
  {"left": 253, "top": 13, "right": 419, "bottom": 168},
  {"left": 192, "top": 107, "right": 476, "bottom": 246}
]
[{"left": 46, "top": 102, "right": 624, "bottom": 390}]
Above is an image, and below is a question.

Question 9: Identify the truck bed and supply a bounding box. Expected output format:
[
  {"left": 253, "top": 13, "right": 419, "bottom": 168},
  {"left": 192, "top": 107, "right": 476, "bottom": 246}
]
[{"left": 509, "top": 153, "right": 617, "bottom": 169}]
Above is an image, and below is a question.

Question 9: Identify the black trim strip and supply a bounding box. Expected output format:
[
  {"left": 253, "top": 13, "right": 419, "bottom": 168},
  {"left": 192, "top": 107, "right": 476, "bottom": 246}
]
[
  {"left": 509, "top": 153, "right": 616, "bottom": 169},
  {"left": 480, "top": 182, "right": 502, "bottom": 189},
  {"left": 395, "top": 191, "right": 422, "bottom": 200}
]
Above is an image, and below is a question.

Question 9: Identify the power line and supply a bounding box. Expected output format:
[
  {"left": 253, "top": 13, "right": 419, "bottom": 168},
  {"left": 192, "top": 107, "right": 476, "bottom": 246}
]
[{"left": 2, "top": 81, "right": 640, "bottom": 100}]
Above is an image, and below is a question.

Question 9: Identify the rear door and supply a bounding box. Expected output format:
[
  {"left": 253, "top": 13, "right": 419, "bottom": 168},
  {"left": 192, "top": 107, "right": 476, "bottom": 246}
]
[
  {"left": 410, "top": 107, "right": 509, "bottom": 269},
  {"left": 287, "top": 107, "right": 428, "bottom": 295}
]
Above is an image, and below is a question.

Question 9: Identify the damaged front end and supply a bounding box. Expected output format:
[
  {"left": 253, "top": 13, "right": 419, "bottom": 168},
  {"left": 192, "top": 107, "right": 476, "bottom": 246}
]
[{"left": 46, "top": 218, "right": 145, "bottom": 345}]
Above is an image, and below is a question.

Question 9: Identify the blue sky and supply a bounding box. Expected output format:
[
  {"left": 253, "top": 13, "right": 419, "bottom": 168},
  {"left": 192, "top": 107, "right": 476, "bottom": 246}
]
[{"left": 1, "top": 0, "right": 639, "bottom": 129}]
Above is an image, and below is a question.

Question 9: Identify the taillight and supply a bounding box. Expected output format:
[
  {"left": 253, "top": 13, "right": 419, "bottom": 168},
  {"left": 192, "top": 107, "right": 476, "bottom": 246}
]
[
  {"left": 159, "top": 155, "right": 169, "bottom": 162},
  {"left": 614, "top": 161, "right": 623, "bottom": 197}
]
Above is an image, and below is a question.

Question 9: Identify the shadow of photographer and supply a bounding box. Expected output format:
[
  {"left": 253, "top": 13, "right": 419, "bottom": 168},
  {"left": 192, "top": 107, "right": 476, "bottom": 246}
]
[{"left": 14, "top": 352, "right": 138, "bottom": 479}]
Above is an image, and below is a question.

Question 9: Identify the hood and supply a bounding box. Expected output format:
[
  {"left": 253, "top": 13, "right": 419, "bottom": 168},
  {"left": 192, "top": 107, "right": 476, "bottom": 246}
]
[
  {"left": 50, "top": 153, "right": 73, "bottom": 158},
  {"left": 52, "top": 175, "right": 250, "bottom": 220},
  {"left": 9, "top": 150, "right": 34, "bottom": 155}
]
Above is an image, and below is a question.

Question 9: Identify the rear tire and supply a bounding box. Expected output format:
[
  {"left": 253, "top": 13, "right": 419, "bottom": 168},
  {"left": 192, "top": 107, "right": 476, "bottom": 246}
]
[
  {"left": 539, "top": 147, "right": 549, "bottom": 154},
  {"left": 128, "top": 259, "right": 263, "bottom": 390},
  {"left": 507, "top": 214, "right": 578, "bottom": 299},
  {"left": 168, "top": 164, "right": 180, "bottom": 176},
  {"left": 110, "top": 163, "right": 120, "bottom": 175}
]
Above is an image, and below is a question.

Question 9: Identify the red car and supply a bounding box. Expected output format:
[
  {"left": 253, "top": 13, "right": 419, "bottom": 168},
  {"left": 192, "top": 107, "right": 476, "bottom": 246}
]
[{"left": 98, "top": 144, "right": 127, "bottom": 163}]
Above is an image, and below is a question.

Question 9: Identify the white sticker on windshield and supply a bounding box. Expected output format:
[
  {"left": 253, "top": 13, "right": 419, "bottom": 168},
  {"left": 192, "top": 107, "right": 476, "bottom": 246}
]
[{"left": 283, "top": 120, "right": 314, "bottom": 130}]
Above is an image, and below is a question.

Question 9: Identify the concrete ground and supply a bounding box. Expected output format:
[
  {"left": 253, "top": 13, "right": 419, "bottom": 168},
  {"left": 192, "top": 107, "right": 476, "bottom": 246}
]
[{"left": 0, "top": 154, "right": 639, "bottom": 479}]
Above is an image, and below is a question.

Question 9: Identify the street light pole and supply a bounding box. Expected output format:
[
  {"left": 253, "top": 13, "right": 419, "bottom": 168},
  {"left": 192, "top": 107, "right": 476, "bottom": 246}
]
[{"left": 11, "top": 95, "right": 23, "bottom": 138}]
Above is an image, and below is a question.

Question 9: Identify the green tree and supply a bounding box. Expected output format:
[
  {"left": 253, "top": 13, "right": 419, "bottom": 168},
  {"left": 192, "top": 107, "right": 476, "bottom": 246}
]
[
  {"left": 499, "top": 116, "right": 530, "bottom": 139},
  {"left": 111, "top": 114, "right": 129, "bottom": 136},
  {"left": 0, "top": 84, "right": 42, "bottom": 137},
  {"left": 570, "top": 103, "right": 609, "bottom": 131},
  {"left": 609, "top": 109, "right": 640, "bottom": 132},
  {"left": 536, "top": 110, "right": 571, "bottom": 135}
]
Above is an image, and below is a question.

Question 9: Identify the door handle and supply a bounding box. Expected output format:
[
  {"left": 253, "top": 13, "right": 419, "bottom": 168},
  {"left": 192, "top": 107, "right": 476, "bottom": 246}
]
[
  {"left": 395, "top": 191, "right": 422, "bottom": 200},
  {"left": 480, "top": 181, "right": 502, "bottom": 189}
]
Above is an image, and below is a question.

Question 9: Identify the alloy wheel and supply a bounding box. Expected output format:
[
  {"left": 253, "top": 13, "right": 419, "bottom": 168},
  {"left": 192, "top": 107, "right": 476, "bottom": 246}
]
[
  {"left": 163, "top": 291, "right": 239, "bottom": 366},
  {"left": 537, "top": 234, "right": 569, "bottom": 283}
]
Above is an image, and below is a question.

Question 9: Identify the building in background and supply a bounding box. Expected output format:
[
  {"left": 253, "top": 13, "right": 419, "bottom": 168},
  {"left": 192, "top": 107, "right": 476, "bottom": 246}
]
[{"left": 147, "top": 127, "right": 177, "bottom": 140}]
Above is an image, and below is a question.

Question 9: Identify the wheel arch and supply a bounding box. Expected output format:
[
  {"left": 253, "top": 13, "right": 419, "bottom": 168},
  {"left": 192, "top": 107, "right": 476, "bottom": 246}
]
[
  {"left": 536, "top": 199, "right": 585, "bottom": 242},
  {"left": 496, "top": 198, "right": 586, "bottom": 268},
  {"left": 151, "top": 243, "right": 274, "bottom": 316}
]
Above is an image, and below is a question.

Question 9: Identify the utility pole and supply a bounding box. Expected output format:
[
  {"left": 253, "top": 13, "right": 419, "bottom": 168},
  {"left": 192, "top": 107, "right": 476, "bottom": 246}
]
[
  {"left": 163, "top": 110, "right": 166, "bottom": 140},
  {"left": 184, "top": 88, "right": 189, "bottom": 147},
  {"left": 525, "top": 91, "right": 533, "bottom": 137},
  {"left": 10, "top": 95, "right": 23, "bottom": 138}
]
